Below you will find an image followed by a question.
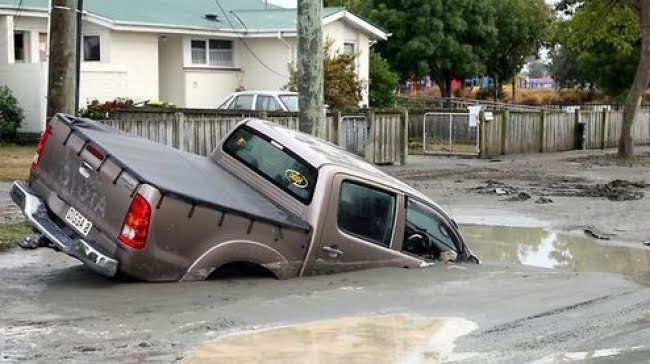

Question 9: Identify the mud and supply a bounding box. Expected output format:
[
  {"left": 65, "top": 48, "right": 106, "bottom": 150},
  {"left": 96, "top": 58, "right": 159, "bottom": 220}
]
[
  {"left": 186, "top": 314, "right": 477, "bottom": 364},
  {"left": 385, "top": 147, "right": 650, "bottom": 243}
]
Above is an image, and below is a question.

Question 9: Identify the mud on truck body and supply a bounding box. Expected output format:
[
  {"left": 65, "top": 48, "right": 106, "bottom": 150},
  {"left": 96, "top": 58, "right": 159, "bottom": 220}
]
[{"left": 11, "top": 114, "right": 477, "bottom": 281}]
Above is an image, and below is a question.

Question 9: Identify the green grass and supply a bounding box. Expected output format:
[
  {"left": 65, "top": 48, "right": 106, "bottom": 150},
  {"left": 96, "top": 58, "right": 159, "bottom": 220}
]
[
  {"left": 0, "top": 144, "right": 34, "bottom": 181},
  {"left": 0, "top": 222, "right": 32, "bottom": 251}
]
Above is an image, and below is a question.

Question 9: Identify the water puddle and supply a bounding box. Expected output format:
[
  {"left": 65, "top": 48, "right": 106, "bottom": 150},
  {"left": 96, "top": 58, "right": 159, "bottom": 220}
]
[
  {"left": 461, "top": 225, "right": 650, "bottom": 286},
  {"left": 185, "top": 314, "right": 477, "bottom": 364}
]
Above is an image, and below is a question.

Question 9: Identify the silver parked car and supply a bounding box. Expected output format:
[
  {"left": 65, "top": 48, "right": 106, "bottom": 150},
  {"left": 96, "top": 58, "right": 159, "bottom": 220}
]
[{"left": 217, "top": 91, "right": 298, "bottom": 112}]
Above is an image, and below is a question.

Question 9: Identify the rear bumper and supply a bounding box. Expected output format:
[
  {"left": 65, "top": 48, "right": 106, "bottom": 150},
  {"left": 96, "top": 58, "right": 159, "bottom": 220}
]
[{"left": 10, "top": 181, "right": 119, "bottom": 278}]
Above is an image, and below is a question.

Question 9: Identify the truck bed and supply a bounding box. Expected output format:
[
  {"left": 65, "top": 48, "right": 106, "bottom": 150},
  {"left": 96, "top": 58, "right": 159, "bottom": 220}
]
[{"left": 68, "top": 117, "right": 309, "bottom": 232}]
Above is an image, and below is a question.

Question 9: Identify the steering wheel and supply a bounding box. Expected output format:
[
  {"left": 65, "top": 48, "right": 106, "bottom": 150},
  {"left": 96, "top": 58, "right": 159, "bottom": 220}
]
[{"left": 404, "top": 224, "right": 434, "bottom": 255}]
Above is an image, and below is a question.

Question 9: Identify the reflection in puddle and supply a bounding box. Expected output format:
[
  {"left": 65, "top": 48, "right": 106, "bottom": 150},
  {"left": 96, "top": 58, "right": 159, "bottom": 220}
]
[
  {"left": 461, "top": 225, "right": 650, "bottom": 285},
  {"left": 186, "top": 314, "right": 477, "bottom": 364}
]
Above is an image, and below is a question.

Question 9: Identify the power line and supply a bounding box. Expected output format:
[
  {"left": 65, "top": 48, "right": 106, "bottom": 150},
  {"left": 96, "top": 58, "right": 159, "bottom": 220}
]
[{"left": 212, "top": 0, "right": 287, "bottom": 78}]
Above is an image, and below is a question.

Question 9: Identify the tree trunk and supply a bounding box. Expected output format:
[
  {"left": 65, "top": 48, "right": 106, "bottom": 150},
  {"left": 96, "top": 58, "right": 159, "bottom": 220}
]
[
  {"left": 437, "top": 78, "right": 452, "bottom": 98},
  {"left": 493, "top": 75, "right": 500, "bottom": 100},
  {"left": 618, "top": 0, "right": 650, "bottom": 158}
]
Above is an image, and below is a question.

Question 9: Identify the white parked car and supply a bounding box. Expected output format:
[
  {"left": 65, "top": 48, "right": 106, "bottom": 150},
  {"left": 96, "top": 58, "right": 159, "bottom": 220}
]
[{"left": 217, "top": 91, "right": 298, "bottom": 112}]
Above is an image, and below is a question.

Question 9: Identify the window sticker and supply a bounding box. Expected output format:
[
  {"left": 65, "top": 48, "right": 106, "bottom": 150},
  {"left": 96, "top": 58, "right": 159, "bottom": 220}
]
[{"left": 285, "top": 169, "right": 308, "bottom": 189}]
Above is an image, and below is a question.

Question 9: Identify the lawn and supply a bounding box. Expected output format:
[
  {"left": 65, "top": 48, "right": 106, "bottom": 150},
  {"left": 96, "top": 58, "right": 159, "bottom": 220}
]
[
  {"left": 0, "top": 222, "right": 31, "bottom": 251},
  {"left": 0, "top": 144, "right": 34, "bottom": 181}
]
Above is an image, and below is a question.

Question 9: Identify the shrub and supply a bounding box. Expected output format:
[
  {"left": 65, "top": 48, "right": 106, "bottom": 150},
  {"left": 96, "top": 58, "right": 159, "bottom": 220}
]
[
  {"left": 369, "top": 50, "right": 399, "bottom": 108},
  {"left": 0, "top": 86, "right": 24, "bottom": 142},
  {"left": 80, "top": 98, "right": 134, "bottom": 119}
]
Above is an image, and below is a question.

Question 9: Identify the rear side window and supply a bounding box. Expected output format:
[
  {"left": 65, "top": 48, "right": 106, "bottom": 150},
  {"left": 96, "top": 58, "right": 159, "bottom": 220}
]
[
  {"left": 229, "top": 95, "right": 254, "bottom": 110},
  {"left": 337, "top": 181, "right": 396, "bottom": 247},
  {"left": 256, "top": 95, "right": 282, "bottom": 111},
  {"left": 223, "top": 126, "right": 317, "bottom": 204}
]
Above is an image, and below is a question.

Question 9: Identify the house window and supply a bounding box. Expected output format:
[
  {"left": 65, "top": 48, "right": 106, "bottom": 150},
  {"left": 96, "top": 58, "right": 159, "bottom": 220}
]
[
  {"left": 343, "top": 42, "right": 355, "bottom": 55},
  {"left": 191, "top": 39, "right": 233, "bottom": 67},
  {"left": 83, "top": 35, "right": 101, "bottom": 61},
  {"left": 14, "top": 32, "right": 25, "bottom": 62},
  {"left": 343, "top": 42, "right": 357, "bottom": 70}
]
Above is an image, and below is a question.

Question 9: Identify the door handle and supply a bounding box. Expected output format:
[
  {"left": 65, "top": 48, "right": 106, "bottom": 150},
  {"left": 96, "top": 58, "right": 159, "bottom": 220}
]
[{"left": 323, "top": 246, "right": 343, "bottom": 257}]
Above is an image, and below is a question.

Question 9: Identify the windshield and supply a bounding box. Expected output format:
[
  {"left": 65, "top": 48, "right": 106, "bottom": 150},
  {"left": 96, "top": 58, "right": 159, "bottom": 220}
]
[
  {"left": 223, "top": 125, "right": 317, "bottom": 204},
  {"left": 279, "top": 94, "right": 299, "bottom": 112}
]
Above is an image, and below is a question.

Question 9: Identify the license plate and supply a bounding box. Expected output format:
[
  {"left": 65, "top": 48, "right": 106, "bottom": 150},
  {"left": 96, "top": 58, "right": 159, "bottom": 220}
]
[{"left": 65, "top": 207, "right": 93, "bottom": 237}]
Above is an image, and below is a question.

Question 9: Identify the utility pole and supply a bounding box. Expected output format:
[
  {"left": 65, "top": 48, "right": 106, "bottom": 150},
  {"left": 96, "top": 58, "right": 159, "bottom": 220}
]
[
  {"left": 74, "top": 0, "right": 83, "bottom": 115},
  {"left": 46, "top": 0, "right": 79, "bottom": 121},
  {"left": 296, "top": 0, "right": 324, "bottom": 136}
]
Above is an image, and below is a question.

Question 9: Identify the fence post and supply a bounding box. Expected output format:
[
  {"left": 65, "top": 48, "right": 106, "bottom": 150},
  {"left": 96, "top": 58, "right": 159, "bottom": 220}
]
[
  {"left": 173, "top": 111, "right": 185, "bottom": 151},
  {"left": 601, "top": 109, "right": 609, "bottom": 150},
  {"left": 400, "top": 109, "right": 409, "bottom": 165},
  {"left": 479, "top": 111, "right": 487, "bottom": 158},
  {"left": 539, "top": 110, "right": 547, "bottom": 153},
  {"left": 365, "top": 109, "right": 376, "bottom": 163},
  {"left": 332, "top": 110, "right": 341, "bottom": 145},
  {"left": 500, "top": 110, "right": 509, "bottom": 155}
]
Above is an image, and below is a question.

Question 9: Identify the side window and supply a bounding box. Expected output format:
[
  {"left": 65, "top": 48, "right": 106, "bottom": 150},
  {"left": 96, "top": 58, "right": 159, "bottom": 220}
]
[
  {"left": 229, "top": 95, "right": 254, "bottom": 110},
  {"left": 404, "top": 199, "right": 458, "bottom": 255},
  {"left": 256, "top": 95, "right": 281, "bottom": 111},
  {"left": 337, "top": 181, "right": 396, "bottom": 247}
]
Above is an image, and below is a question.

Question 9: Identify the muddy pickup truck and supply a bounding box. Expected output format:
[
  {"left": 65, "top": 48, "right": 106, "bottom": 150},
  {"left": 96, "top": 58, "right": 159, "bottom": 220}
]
[{"left": 11, "top": 114, "right": 477, "bottom": 281}]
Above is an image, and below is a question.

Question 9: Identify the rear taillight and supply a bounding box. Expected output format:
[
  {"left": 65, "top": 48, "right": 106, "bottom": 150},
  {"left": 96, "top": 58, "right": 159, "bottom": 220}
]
[
  {"left": 31, "top": 125, "right": 53, "bottom": 170},
  {"left": 119, "top": 194, "right": 151, "bottom": 250}
]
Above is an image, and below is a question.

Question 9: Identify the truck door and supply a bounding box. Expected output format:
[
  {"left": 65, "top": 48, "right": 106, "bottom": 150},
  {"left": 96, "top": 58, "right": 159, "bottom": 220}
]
[{"left": 303, "top": 174, "right": 423, "bottom": 276}]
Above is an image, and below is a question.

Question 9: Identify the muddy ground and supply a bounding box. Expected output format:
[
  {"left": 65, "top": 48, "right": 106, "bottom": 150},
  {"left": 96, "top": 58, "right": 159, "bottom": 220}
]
[
  {"left": 385, "top": 147, "right": 650, "bottom": 244},
  {"left": 1, "top": 149, "right": 650, "bottom": 363}
]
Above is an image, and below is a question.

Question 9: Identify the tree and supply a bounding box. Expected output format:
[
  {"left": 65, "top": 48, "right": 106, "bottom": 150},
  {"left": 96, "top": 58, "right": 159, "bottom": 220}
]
[
  {"left": 286, "top": 40, "right": 363, "bottom": 110},
  {"left": 366, "top": 0, "right": 498, "bottom": 97},
  {"left": 556, "top": 0, "right": 649, "bottom": 158},
  {"left": 368, "top": 50, "right": 399, "bottom": 107},
  {"left": 485, "top": 0, "right": 552, "bottom": 102}
]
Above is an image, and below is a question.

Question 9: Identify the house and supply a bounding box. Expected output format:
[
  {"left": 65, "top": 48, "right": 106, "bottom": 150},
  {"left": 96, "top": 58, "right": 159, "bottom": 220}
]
[{"left": 0, "top": 0, "right": 389, "bottom": 135}]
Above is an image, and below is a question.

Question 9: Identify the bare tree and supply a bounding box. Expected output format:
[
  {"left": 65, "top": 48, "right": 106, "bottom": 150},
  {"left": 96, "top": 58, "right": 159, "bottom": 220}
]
[{"left": 619, "top": 0, "right": 650, "bottom": 158}]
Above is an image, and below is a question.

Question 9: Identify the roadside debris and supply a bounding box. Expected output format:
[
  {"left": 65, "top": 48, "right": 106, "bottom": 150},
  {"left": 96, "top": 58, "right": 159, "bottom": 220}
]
[
  {"left": 643, "top": 241, "right": 650, "bottom": 247},
  {"left": 469, "top": 179, "right": 646, "bottom": 202},
  {"left": 584, "top": 226, "right": 614, "bottom": 240},
  {"left": 504, "top": 192, "right": 532, "bottom": 202}
]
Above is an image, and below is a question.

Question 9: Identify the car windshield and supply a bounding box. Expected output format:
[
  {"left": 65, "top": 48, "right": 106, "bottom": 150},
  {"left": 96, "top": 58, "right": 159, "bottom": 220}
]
[
  {"left": 223, "top": 125, "right": 317, "bottom": 204},
  {"left": 279, "top": 94, "right": 298, "bottom": 112}
]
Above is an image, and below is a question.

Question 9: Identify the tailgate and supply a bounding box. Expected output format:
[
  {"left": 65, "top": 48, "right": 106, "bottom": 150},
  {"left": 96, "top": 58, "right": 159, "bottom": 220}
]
[{"left": 30, "top": 115, "right": 139, "bottom": 244}]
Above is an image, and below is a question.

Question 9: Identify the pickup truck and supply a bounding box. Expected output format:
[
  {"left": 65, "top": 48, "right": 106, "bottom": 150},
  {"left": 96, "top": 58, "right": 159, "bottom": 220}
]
[{"left": 11, "top": 114, "right": 478, "bottom": 281}]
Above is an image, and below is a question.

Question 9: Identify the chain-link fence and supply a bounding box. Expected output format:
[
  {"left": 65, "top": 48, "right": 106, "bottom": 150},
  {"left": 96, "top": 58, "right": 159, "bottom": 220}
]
[
  {"left": 422, "top": 113, "right": 479, "bottom": 155},
  {"left": 340, "top": 115, "right": 368, "bottom": 156}
]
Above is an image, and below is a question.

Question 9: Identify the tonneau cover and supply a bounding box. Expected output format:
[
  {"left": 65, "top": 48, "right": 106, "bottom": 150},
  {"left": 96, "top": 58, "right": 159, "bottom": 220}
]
[{"left": 66, "top": 116, "right": 310, "bottom": 231}]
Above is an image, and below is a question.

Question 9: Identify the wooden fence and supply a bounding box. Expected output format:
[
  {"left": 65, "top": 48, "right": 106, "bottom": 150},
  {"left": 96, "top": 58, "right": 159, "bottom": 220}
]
[
  {"left": 102, "top": 108, "right": 407, "bottom": 165},
  {"left": 480, "top": 109, "right": 650, "bottom": 157}
]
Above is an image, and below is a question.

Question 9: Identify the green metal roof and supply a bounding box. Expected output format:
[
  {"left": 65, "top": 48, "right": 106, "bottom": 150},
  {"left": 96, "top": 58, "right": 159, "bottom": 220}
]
[{"left": 0, "top": 0, "right": 350, "bottom": 32}]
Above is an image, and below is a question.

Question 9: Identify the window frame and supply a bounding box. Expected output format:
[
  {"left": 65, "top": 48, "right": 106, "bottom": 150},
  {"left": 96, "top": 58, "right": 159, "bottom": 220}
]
[
  {"left": 336, "top": 180, "right": 398, "bottom": 248},
  {"left": 222, "top": 124, "right": 318, "bottom": 205},
  {"left": 189, "top": 38, "right": 234, "bottom": 67},
  {"left": 82, "top": 34, "right": 102, "bottom": 62},
  {"left": 404, "top": 196, "right": 463, "bottom": 253},
  {"left": 13, "top": 31, "right": 25, "bottom": 62}
]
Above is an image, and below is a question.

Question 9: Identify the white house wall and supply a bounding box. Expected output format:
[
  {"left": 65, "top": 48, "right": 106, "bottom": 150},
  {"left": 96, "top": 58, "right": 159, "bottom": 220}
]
[
  {"left": 184, "top": 70, "right": 241, "bottom": 108},
  {"left": 0, "top": 63, "right": 47, "bottom": 133},
  {"left": 323, "top": 20, "right": 370, "bottom": 106},
  {"left": 110, "top": 31, "right": 159, "bottom": 102},
  {"left": 238, "top": 37, "right": 295, "bottom": 92}
]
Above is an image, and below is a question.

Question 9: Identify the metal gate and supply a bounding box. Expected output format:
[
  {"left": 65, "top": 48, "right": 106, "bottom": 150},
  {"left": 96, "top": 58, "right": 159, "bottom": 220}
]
[
  {"left": 422, "top": 112, "right": 479, "bottom": 155},
  {"left": 340, "top": 115, "right": 368, "bottom": 156}
]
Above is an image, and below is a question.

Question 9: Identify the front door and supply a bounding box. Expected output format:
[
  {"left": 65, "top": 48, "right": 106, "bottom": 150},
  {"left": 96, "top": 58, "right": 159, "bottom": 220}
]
[{"left": 303, "top": 174, "right": 423, "bottom": 276}]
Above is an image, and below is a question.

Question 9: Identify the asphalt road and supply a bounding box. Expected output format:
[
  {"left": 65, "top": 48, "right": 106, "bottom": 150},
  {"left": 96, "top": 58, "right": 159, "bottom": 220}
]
[{"left": 0, "top": 248, "right": 648, "bottom": 363}]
